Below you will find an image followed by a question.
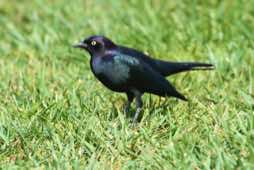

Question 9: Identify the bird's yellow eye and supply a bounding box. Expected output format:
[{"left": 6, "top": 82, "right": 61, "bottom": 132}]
[{"left": 91, "top": 41, "right": 97, "bottom": 46}]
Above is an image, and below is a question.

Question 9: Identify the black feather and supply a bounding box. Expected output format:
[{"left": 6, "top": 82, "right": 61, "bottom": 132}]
[
  {"left": 119, "top": 46, "right": 214, "bottom": 77},
  {"left": 154, "top": 60, "right": 214, "bottom": 76}
]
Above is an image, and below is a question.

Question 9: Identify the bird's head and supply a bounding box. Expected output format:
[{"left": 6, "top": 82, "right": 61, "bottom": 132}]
[{"left": 73, "top": 35, "right": 117, "bottom": 56}]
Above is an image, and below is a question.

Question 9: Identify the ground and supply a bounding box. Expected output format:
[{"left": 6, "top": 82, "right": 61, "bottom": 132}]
[{"left": 0, "top": 0, "right": 254, "bottom": 169}]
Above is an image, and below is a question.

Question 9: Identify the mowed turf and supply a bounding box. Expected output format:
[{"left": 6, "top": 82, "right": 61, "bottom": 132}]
[{"left": 0, "top": 0, "right": 254, "bottom": 169}]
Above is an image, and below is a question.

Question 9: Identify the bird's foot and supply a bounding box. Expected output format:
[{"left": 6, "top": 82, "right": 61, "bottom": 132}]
[
  {"left": 132, "top": 107, "right": 142, "bottom": 126},
  {"left": 124, "top": 104, "right": 130, "bottom": 114}
]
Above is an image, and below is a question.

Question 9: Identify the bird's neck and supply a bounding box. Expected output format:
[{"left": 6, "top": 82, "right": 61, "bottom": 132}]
[{"left": 91, "top": 48, "right": 117, "bottom": 58}]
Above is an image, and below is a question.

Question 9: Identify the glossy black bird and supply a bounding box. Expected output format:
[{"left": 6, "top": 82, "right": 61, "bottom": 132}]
[{"left": 73, "top": 35, "right": 214, "bottom": 122}]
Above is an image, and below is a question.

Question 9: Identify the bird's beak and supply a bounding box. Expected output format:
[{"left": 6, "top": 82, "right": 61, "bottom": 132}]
[{"left": 72, "top": 42, "right": 88, "bottom": 49}]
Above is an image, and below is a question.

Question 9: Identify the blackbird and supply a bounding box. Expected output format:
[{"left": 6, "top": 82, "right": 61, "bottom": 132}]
[{"left": 73, "top": 35, "right": 213, "bottom": 122}]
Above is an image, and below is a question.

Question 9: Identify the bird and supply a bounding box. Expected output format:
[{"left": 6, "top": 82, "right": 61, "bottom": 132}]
[{"left": 73, "top": 35, "right": 214, "bottom": 123}]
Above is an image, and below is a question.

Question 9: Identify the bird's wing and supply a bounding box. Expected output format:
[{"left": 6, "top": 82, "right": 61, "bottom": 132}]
[
  {"left": 119, "top": 46, "right": 213, "bottom": 77},
  {"left": 113, "top": 54, "right": 187, "bottom": 100}
]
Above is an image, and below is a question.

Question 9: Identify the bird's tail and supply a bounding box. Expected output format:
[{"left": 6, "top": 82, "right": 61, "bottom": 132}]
[
  {"left": 156, "top": 60, "right": 214, "bottom": 76},
  {"left": 163, "top": 82, "right": 188, "bottom": 101},
  {"left": 171, "top": 91, "right": 188, "bottom": 101}
]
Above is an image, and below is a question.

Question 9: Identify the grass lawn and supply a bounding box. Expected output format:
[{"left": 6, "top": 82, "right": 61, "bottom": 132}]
[{"left": 0, "top": 0, "right": 254, "bottom": 169}]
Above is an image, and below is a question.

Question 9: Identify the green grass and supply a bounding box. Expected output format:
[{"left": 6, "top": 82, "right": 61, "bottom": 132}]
[{"left": 0, "top": 0, "right": 254, "bottom": 169}]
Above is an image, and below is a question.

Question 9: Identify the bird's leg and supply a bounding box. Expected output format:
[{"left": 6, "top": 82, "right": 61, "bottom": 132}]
[
  {"left": 133, "top": 92, "right": 143, "bottom": 123},
  {"left": 124, "top": 92, "right": 134, "bottom": 113}
]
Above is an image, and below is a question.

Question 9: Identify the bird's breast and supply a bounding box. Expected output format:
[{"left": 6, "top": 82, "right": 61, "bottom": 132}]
[{"left": 91, "top": 57, "right": 130, "bottom": 88}]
